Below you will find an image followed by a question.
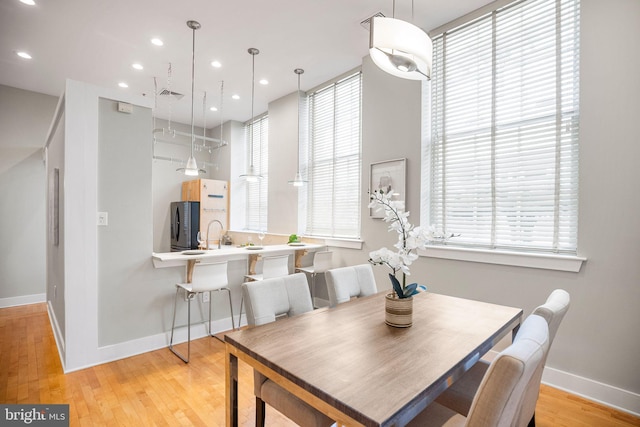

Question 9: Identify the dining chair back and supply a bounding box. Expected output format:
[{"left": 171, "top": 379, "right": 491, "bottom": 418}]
[
  {"left": 516, "top": 289, "right": 570, "bottom": 427},
  {"left": 240, "top": 254, "right": 292, "bottom": 325},
  {"left": 241, "top": 273, "right": 334, "bottom": 427},
  {"left": 325, "top": 263, "right": 377, "bottom": 307},
  {"left": 434, "top": 289, "right": 570, "bottom": 426},
  {"left": 407, "top": 314, "right": 550, "bottom": 427},
  {"left": 296, "top": 251, "right": 333, "bottom": 307},
  {"left": 242, "top": 273, "right": 313, "bottom": 326},
  {"left": 168, "top": 261, "right": 234, "bottom": 363}
]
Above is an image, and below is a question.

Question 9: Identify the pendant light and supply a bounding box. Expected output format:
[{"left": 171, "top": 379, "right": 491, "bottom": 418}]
[
  {"left": 239, "top": 48, "right": 263, "bottom": 182},
  {"left": 369, "top": 0, "right": 432, "bottom": 80},
  {"left": 288, "top": 68, "right": 307, "bottom": 187},
  {"left": 177, "top": 20, "right": 205, "bottom": 176}
]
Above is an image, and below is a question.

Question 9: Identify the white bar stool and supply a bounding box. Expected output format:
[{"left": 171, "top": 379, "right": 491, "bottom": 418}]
[
  {"left": 296, "top": 250, "right": 332, "bottom": 308},
  {"left": 169, "top": 261, "right": 234, "bottom": 363}
]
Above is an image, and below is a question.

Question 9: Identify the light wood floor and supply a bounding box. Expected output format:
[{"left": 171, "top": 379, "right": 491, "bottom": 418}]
[{"left": 1, "top": 304, "right": 638, "bottom": 427}]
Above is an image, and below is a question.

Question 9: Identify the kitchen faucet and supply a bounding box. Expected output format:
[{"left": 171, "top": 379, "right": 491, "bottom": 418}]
[{"left": 206, "top": 219, "right": 224, "bottom": 250}]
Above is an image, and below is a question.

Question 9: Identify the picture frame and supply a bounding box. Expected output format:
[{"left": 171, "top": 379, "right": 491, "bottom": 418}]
[{"left": 369, "top": 158, "right": 406, "bottom": 218}]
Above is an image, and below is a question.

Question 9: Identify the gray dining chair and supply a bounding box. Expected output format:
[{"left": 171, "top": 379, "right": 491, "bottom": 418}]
[
  {"left": 435, "top": 289, "right": 570, "bottom": 427},
  {"left": 325, "top": 263, "right": 378, "bottom": 307},
  {"left": 241, "top": 273, "right": 334, "bottom": 427},
  {"left": 406, "top": 313, "right": 550, "bottom": 427}
]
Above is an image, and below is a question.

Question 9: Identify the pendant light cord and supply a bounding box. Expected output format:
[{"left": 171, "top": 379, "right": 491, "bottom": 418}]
[
  {"left": 190, "top": 25, "right": 196, "bottom": 159},
  {"left": 250, "top": 51, "right": 255, "bottom": 168},
  {"left": 248, "top": 48, "right": 259, "bottom": 170}
]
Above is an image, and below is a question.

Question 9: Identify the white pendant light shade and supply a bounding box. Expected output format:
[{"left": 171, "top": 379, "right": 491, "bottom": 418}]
[
  {"left": 369, "top": 16, "right": 432, "bottom": 80},
  {"left": 244, "top": 165, "right": 260, "bottom": 182},
  {"left": 289, "top": 171, "right": 305, "bottom": 187},
  {"left": 184, "top": 155, "right": 199, "bottom": 176}
]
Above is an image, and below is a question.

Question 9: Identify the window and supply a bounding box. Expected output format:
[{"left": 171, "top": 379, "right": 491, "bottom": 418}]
[
  {"left": 245, "top": 114, "right": 268, "bottom": 231},
  {"left": 305, "top": 72, "right": 362, "bottom": 239},
  {"left": 423, "top": 0, "right": 580, "bottom": 255}
]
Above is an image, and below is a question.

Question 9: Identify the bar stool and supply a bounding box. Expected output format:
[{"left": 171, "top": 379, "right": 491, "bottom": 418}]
[
  {"left": 169, "top": 261, "right": 234, "bottom": 363},
  {"left": 296, "top": 250, "right": 332, "bottom": 308},
  {"left": 239, "top": 254, "right": 290, "bottom": 326}
]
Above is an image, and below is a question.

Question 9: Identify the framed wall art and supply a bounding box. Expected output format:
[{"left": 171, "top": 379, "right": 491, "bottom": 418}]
[{"left": 369, "top": 158, "right": 406, "bottom": 218}]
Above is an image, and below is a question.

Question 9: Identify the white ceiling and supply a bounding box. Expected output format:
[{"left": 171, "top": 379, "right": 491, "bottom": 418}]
[{"left": 0, "top": 0, "right": 490, "bottom": 127}]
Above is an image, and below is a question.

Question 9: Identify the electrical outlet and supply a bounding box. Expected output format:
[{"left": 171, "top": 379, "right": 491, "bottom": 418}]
[{"left": 202, "top": 292, "right": 210, "bottom": 303}]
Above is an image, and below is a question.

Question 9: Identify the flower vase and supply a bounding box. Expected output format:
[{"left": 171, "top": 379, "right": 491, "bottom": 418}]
[{"left": 385, "top": 292, "right": 413, "bottom": 328}]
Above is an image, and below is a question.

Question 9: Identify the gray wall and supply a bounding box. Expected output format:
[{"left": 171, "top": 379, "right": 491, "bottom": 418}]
[
  {"left": 0, "top": 85, "right": 57, "bottom": 305},
  {"left": 97, "top": 98, "right": 160, "bottom": 346}
]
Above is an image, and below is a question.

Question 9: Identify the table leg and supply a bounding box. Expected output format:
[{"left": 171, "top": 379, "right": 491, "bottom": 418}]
[{"left": 225, "top": 344, "right": 238, "bottom": 427}]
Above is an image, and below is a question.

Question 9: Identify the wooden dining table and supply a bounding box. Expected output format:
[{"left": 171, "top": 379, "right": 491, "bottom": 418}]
[{"left": 224, "top": 291, "right": 522, "bottom": 427}]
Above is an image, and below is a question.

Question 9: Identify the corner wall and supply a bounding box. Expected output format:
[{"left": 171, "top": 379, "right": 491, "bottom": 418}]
[{"left": 0, "top": 85, "right": 57, "bottom": 307}]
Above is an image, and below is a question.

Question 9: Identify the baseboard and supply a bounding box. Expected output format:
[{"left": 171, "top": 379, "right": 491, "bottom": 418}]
[
  {"left": 0, "top": 293, "right": 46, "bottom": 308},
  {"left": 46, "top": 301, "right": 66, "bottom": 373},
  {"left": 63, "top": 315, "right": 241, "bottom": 374},
  {"left": 542, "top": 366, "right": 640, "bottom": 417}
]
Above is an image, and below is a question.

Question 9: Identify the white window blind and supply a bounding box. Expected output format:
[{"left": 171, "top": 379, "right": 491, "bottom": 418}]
[
  {"left": 425, "top": 0, "right": 580, "bottom": 254},
  {"left": 245, "top": 115, "right": 268, "bottom": 231},
  {"left": 306, "top": 72, "right": 362, "bottom": 239}
]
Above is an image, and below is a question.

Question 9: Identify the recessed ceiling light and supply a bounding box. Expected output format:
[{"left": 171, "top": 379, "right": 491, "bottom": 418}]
[
  {"left": 209, "top": 106, "right": 218, "bottom": 112},
  {"left": 132, "top": 63, "right": 143, "bottom": 70},
  {"left": 20, "top": 0, "right": 36, "bottom": 5},
  {"left": 211, "top": 60, "right": 221, "bottom": 68},
  {"left": 259, "top": 79, "right": 269, "bottom": 85},
  {"left": 16, "top": 51, "right": 32, "bottom": 59},
  {"left": 118, "top": 82, "right": 129, "bottom": 88},
  {"left": 151, "top": 38, "right": 163, "bottom": 46},
  {"left": 232, "top": 94, "right": 240, "bottom": 100}
]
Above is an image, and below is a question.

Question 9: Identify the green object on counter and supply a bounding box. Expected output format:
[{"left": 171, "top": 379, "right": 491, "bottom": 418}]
[{"left": 288, "top": 234, "right": 299, "bottom": 243}]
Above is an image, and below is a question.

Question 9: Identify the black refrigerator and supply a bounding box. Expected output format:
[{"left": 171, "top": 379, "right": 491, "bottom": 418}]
[{"left": 170, "top": 201, "right": 200, "bottom": 251}]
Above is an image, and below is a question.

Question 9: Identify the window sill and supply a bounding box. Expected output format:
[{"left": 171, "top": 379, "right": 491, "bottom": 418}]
[
  {"left": 418, "top": 246, "right": 586, "bottom": 272},
  {"left": 323, "top": 238, "right": 364, "bottom": 250}
]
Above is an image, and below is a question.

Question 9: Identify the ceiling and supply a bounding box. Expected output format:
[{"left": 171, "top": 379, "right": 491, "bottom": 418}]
[{"left": 0, "top": 0, "right": 491, "bottom": 127}]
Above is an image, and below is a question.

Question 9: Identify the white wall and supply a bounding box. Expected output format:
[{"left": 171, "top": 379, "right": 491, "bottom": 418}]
[{"left": 0, "top": 85, "right": 57, "bottom": 307}]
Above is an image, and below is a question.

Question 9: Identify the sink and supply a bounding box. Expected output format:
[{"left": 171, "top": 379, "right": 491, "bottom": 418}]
[{"left": 182, "top": 250, "right": 205, "bottom": 255}]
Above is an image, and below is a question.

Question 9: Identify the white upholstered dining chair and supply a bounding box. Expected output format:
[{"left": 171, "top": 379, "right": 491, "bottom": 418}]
[
  {"left": 325, "top": 263, "right": 378, "bottom": 307},
  {"left": 239, "top": 254, "right": 291, "bottom": 326},
  {"left": 406, "top": 313, "right": 550, "bottom": 427},
  {"left": 434, "top": 289, "right": 570, "bottom": 427},
  {"left": 168, "top": 261, "right": 234, "bottom": 363},
  {"left": 242, "top": 273, "right": 334, "bottom": 427}
]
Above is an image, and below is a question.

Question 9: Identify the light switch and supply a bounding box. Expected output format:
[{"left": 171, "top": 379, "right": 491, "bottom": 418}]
[{"left": 97, "top": 212, "right": 108, "bottom": 226}]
